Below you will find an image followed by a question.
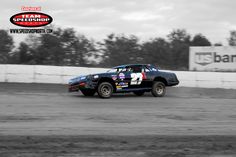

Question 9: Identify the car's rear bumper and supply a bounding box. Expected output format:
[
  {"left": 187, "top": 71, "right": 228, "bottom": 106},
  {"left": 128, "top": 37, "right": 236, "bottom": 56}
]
[
  {"left": 168, "top": 80, "right": 179, "bottom": 86},
  {"left": 167, "top": 74, "right": 179, "bottom": 86}
]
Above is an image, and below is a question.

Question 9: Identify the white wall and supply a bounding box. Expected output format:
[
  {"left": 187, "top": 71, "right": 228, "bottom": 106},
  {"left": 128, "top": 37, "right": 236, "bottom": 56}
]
[
  {"left": 0, "top": 64, "right": 110, "bottom": 84},
  {"left": 0, "top": 64, "right": 236, "bottom": 89},
  {"left": 174, "top": 71, "right": 236, "bottom": 89}
]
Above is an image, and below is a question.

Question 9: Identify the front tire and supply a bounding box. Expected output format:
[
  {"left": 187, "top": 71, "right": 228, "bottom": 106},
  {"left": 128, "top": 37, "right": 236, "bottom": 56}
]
[
  {"left": 133, "top": 91, "right": 145, "bottom": 96},
  {"left": 97, "top": 82, "right": 113, "bottom": 98},
  {"left": 151, "top": 81, "right": 166, "bottom": 97},
  {"left": 80, "top": 89, "right": 96, "bottom": 96}
]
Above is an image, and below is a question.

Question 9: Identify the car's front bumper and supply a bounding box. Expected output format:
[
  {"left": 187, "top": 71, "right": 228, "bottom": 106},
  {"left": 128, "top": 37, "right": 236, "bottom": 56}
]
[
  {"left": 68, "top": 80, "right": 97, "bottom": 92},
  {"left": 68, "top": 83, "right": 80, "bottom": 92}
]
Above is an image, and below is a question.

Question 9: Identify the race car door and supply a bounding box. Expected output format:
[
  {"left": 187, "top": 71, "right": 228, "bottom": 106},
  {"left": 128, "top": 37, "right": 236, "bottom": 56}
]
[
  {"left": 127, "top": 65, "right": 144, "bottom": 88},
  {"left": 116, "top": 65, "right": 146, "bottom": 90}
]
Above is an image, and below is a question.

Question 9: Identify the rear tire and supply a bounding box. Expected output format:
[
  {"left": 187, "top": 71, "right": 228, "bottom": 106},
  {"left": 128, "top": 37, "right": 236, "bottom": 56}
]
[
  {"left": 97, "top": 82, "right": 113, "bottom": 98},
  {"left": 151, "top": 81, "right": 166, "bottom": 97},
  {"left": 80, "top": 89, "right": 96, "bottom": 96},
  {"left": 133, "top": 91, "right": 145, "bottom": 96}
]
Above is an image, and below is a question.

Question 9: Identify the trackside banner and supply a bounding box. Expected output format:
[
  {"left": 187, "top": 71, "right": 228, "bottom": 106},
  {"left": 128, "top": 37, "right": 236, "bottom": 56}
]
[{"left": 189, "top": 46, "right": 236, "bottom": 72}]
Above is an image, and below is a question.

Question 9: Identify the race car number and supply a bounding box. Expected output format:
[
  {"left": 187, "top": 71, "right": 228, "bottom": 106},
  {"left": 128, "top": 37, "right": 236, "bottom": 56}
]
[{"left": 131, "top": 73, "right": 143, "bottom": 85}]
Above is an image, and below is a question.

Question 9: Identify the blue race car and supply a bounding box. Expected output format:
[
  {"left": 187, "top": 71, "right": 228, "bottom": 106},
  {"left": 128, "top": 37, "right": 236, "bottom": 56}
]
[{"left": 68, "top": 64, "right": 179, "bottom": 98}]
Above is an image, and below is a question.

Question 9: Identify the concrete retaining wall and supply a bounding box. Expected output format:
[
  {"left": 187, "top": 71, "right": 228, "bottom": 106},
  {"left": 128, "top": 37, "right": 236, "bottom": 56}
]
[{"left": 0, "top": 64, "right": 236, "bottom": 89}]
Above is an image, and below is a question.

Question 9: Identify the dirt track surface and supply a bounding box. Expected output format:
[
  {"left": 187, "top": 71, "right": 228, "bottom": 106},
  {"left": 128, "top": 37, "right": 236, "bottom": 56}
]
[
  {"left": 1, "top": 135, "right": 236, "bottom": 157},
  {"left": 0, "top": 83, "right": 236, "bottom": 157},
  {"left": 0, "top": 83, "right": 236, "bottom": 136}
]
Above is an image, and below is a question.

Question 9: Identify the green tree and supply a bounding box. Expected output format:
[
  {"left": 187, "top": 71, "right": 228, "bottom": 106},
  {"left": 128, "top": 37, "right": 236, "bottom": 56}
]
[
  {"left": 0, "top": 30, "right": 14, "bottom": 63},
  {"left": 71, "top": 34, "right": 97, "bottom": 66},
  {"left": 228, "top": 30, "right": 236, "bottom": 46},
  {"left": 37, "top": 29, "right": 63, "bottom": 65},
  {"left": 141, "top": 38, "right": 171, "bottom": 69},
  {"left": 167, "top": 29, "right": 191, "bottom": 70},
  {"left": 58, "top": 28, "right": 97, "bottom": 66},
  {"left": 100, "top": 33, "right": 141, "bottom": 67},
  {"left": 191, "top": 34, "right": 211, "bottom": 46},
  {"left": 20, "top": 27, "right": 96, "bottom": 66},
  {"left": 15, "top": 42, "right": 32, "bottom": 64}
]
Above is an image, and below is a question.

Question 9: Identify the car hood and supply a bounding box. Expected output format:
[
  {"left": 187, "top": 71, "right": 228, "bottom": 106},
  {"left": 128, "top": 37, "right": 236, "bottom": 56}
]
[{"left": 69, "top": 72, "right": 117, "bottom": 84}]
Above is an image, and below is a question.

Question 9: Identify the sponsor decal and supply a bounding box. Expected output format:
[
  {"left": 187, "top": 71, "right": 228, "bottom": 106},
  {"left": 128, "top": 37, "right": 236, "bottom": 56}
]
[
  {"left": 119, "top": 82, "right": 128, "bottom": 87},
  {"left": 111, "top": 75, "right": 117, "bottom": 80},
  {"left": 195, "top": 52, "right": 236, "bottom": 66},
  {"left": 119, "top": 73, "right": 125, "bottom": 80},
  {"left": 10, "top": 12, "right": 53, "bottom": 27},
  {"left": 116, "top": 86, "right": 122, "bottom": 89},
  {"left": 116, "top": 82, "right": 128, "bottom": 89}
]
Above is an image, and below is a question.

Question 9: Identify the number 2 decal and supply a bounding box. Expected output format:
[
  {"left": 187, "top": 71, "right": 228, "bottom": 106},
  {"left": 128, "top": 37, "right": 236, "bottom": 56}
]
[{"left": 131, "top": 73, "right": 143, "bottom": 85}]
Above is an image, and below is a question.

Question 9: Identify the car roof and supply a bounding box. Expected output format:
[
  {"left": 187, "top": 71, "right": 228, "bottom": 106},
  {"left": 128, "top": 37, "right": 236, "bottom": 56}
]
[{"left": 112, "top": 64, "right": 153, "bottom": 69}]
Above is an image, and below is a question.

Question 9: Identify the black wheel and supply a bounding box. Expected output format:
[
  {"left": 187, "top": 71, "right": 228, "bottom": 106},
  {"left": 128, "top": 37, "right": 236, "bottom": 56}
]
[
  {"left": 151, "top": 81, "right": 166, "bottom": 97},
  {"left": 97, "top": 82, "right": 113, "bottom": 98},
  {"left": 80, "top": 89, "right": 96, "bottom": 96},
  {"left": 133, "top": 91, "right": 145, "bottom": 96}
]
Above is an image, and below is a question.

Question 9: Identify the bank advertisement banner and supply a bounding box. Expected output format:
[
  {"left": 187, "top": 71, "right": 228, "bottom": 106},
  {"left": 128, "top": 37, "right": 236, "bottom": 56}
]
[{"left": 189, "top": 46, "right": 236, "bottom": 72}]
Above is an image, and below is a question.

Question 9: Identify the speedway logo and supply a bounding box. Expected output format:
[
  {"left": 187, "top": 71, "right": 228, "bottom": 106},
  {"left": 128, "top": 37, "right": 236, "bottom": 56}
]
[
  {"left": 10, "top": 12, "right": 53, "bottom": 27},
  {"left": 194, "top": 52, "right": 236, "bottom": 66}
]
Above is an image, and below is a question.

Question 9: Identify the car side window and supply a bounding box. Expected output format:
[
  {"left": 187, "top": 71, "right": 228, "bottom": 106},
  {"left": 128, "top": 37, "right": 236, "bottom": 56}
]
[
  {"left": 143, "top": 66, "right": 150, "bottom": 72},
  {"left": 130, "top": 66, "right": 142, "bottom": 73},
  {"left": 147, "top": 65, "right": 158, "bottom": 72},
  {"left": 125, "top": 67, "right": 132, "bottom": 72}
]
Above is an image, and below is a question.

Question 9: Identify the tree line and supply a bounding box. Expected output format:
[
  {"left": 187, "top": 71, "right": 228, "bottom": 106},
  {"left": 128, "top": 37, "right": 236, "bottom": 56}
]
[{"left": 1, "top": 27, "right": 236, "bottom": 70}]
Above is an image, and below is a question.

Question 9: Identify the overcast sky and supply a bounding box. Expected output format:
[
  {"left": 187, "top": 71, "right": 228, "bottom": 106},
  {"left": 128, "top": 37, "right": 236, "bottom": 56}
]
[{"left": 1, "top": 0, "right": 236, "bottom": 45}]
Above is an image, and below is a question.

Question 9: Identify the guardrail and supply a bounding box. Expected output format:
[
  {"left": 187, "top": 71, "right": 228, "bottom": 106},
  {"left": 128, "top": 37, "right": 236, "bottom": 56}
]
[{"left": 0, "top": 64, "right": 236, "bottom": 89}]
